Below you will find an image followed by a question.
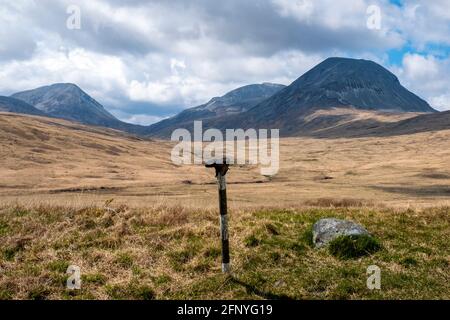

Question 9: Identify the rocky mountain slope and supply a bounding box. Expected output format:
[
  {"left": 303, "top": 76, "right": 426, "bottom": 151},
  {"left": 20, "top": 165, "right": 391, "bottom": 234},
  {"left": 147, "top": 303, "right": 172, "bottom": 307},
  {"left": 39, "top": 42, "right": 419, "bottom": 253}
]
[
  {"left": 200, "top": 57, "right": 437, "bottom": 136},
  {"left": 11, "top": 83, "right": 146, "bottom": 134},
  {"left": 0, "top": 96, "right": 47, "bottom": 117},
  {"left": 145, "top": 83, "right": 285, "bottom": 137}
]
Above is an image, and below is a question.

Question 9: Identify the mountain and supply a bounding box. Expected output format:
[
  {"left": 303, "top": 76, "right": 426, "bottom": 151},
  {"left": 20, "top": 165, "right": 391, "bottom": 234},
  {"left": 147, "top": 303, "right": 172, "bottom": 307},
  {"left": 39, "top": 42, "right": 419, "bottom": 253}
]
[
  {"left": 11, "top": 83, "right": 146, "bottom": 134},
  {"left": 197, "top": 83, "right": 286, "bottom": 115},
  {"left": 145, "top": 83, "right": 285, "bottom": 137},
  {"left": 2, "top": 57, "right": 445, "bottom": 139},
  {"left": 254, "top": 57, "right": 434, "bottom": 115},
  {"left": 196, "top": 57, "right": 437, "bottom": 136},
  {"left": 0, "top": 96, "right": 47, "bottom": 117}
]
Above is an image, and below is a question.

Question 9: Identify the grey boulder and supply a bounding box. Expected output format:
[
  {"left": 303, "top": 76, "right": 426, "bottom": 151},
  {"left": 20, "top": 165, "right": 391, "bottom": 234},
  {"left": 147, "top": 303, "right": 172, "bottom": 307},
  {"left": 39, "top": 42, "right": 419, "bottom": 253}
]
[{"left": 312, "top": 218, "right": 370, "bottom": 248}]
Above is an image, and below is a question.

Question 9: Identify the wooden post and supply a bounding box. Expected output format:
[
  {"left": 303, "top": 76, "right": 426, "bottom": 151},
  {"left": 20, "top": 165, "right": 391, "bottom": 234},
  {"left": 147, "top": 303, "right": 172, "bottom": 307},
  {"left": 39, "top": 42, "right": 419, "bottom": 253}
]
[
  {"left": 217, "top": 171, "right": 230, "bottom": 273},
  {"left": 205, "top": 158, "right": 231, "bottom": 274}
]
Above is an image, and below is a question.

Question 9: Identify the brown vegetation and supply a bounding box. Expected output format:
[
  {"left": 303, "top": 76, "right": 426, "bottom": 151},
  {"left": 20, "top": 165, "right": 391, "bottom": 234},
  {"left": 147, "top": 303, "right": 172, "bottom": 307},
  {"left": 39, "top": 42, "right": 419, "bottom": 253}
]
[
  {"left": 0, "top": 203, "right": 448, "bottom": 299},
  {"left": 1, "top": 112, "right": 450, "bottom": 209},
  {"left": 0, "top": 112, "right": 449, "bottom": 300}
]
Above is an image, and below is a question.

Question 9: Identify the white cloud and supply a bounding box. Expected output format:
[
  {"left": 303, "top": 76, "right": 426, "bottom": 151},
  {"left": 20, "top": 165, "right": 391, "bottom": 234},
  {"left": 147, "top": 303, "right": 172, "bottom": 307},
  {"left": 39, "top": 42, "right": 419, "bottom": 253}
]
[
  {"left": 128, "top": 78, "right": 183, "bottom": 105},
  {"left": 402, "top": 53, "right": 439, "bottom": 79},
  {"left": 272, "top": 0, "right": 315, "bottom": 22},
  {"left": 394, "top": 53, "right": 450, "bottom": 111},
  {"left": 399, "top": 0, "right": 450, "bottom": 49},
  {"left": 0, "top": 44, "right": 128, "bottom": 99},
  {"left": 109, "top": 110, "right": 166, "bottom": 126},
  {"left": 273, "top": 0, "right": 370, "bottom": 29},
  {"left": 0, "top": 0, "right": 449, "bottom": 121},
  {"left": 430, "top": 95, "right": 450, "bottom": 112}
]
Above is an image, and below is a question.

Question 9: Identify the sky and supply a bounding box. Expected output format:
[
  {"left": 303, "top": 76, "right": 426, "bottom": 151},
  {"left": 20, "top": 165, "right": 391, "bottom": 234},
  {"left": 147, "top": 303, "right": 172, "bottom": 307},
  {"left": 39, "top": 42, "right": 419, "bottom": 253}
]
[{"left": 0, "top": 0, "right": 449, "bottom": 125}]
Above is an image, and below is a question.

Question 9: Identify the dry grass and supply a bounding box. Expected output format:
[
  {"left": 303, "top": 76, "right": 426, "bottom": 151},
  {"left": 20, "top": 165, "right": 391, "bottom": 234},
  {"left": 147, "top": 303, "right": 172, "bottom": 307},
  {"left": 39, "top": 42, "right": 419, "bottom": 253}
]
[
  {"left": 0, "top": 202, "right": 448, "bottom": 300},
  {"left": 0, "top": 112, "right": 449, "bottom": 300},
  {"left": 1, "top": 112, "right": 450, "bottom": 210},
  {"left": 303, "top": 198, "right": 377, "bottom": 208}
]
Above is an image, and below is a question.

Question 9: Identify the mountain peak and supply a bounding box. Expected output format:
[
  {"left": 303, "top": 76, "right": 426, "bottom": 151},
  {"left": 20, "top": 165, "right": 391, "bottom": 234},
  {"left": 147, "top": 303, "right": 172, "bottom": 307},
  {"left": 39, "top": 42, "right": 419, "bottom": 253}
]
[
  {"left": 145, "top": 82, "right": 286, "bottom": 137},
  {"left": 212, "top": 82, "right": 284, "bottom": 102},
  {"left": 302, "top": 57, "right": 399, "bottom": 83},
  {"left": 11, "top": 83, "right": 120, "bottom": 125},
  {"left": 322, "top": 57, "right": 384, "bottom": 65},
  {"left": 251, "top": 57, "right": 434, "bottom": 116},
  {"left": 47, "top": 82, "right": 83, "bottom": 91},
  {"left": 197, "top": 83, "right": 285, "bottom": 113},
  {"left": 323, "top": 56, "right": 372, "bottom": 62},
  {"left": 10, "top": 83, "right": 146, "bottom": 134},
  {"left": 49, "top": 82, "right": 79, "bottom": 87}
]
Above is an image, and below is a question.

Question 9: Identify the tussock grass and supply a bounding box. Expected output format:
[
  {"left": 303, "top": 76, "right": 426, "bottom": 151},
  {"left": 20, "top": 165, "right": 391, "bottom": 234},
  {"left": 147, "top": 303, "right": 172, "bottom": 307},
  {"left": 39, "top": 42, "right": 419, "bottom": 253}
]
[
  {"left": 304, "top": 198, "right": 374, "bottom": 208},
  {"left": 328, "top": 235, "right": 382, "bottom": 259},
  {"left": 0, "top": 203, "right": 448, "bottom": 300}
]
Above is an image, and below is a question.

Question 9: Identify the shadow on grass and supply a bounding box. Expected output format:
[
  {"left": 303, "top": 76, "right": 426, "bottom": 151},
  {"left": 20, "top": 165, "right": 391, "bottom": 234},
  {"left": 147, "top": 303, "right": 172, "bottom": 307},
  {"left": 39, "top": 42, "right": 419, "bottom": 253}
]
[
  {"left": 371, "top": 185, "right": 450, "bottom": 197},
  {"left": 229, "top": 276, "right": 293, "bottom": 300}
]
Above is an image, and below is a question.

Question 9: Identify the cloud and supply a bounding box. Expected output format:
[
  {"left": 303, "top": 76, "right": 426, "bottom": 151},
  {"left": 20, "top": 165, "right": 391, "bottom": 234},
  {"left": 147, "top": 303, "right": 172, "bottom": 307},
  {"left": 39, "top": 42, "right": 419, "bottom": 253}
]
[
  {"left": 397, "top": 1, "right": 450, "bottom": 49},
  {"left": 393, "top": 53, "right": 450, "bottom": 111},
  {"left": 0, "top": 3, "right": 38, "bottom": 61},
  {"left": 108, "top": 109, "right": 166, "bottom": 126},
  {"left": 402, "top": 54, "right": 439, "bottom": 80},
  {"left": 429, "top": 95, "right": 450, "bottom": 112},
  {"left": 0, "top": 0, "right": 449, "bottom": 124}
]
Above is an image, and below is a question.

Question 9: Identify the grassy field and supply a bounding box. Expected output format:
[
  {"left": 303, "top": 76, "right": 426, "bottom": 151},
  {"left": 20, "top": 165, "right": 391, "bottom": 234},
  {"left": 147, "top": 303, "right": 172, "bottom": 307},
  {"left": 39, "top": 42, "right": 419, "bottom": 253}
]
[
  {"left": 1, "top": 112, "right": 450, "bottom": 209},
  {"left": 1, "top": 203, "right": 448, "bottom": 300},
  {"left": 0, "top": 113, "right": 449, "bottom": 300}
]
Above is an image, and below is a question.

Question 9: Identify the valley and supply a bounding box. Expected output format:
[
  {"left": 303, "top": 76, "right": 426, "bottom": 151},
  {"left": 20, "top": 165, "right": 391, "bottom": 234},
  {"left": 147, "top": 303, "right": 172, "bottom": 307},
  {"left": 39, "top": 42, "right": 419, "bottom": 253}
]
[{"left": 1, "top": 112, "right": 449, "bottom": 209}]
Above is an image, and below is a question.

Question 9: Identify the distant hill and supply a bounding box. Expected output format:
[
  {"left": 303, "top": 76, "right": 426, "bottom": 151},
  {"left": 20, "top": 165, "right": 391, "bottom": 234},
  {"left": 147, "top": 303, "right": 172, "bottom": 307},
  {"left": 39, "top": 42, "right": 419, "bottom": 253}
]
[
  {"left": 145, "top": 83, "right": 285, "bottom": 137},
  {"left": 178, "top": 57, "right": 436, "bottom": 137},
  {"left": 11, "top": 83, "right": 146, "bottom": 134},
  {"left": 254, "top": 57, "right": 435, "bottom": 115},
  {"left": 380, "top": 110, "right": 450, "bottom": 136},
  {"left": 0, "top": 96, "right": 47, "bottom": 117},
  {"left": 277, "top": 107, "right": 449, "bottom": 138}
]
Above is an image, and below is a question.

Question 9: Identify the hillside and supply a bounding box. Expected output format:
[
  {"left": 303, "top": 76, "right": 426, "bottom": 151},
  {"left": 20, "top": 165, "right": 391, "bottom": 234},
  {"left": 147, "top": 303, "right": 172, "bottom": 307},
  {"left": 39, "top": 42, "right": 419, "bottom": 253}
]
[
  {"left": 275, "top": 108, "right": 450, "bottom": 138},
  {"left": 201, "top": 58, "right": 437, "bottom": 136},
  {"left": 384, "top": 110, "right": 450, "bottom": 136},
  {"left": 1, "top": 112, "right": 449, "bottom": 209},
  {"left": 11, "top": 83, "right": 146, "bottom": 134},
  {"left": 250, "top": 57, "right": 435, "bottom": 118},
  {"left": 0, "top": 112, "right": 182, "bottom": 198},
  {"left": 0, "top": 96, "right": 47, "bottom": 117},
  {"left": 146, "top": 83, "right": 285, "bottom": 138}
]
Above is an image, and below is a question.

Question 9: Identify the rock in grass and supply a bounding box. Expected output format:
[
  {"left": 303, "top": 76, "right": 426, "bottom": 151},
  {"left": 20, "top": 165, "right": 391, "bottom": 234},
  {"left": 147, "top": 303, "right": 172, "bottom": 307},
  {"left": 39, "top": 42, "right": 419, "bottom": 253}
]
[{"left": 312, "top": 218, "right": 370, "bottom": 248}]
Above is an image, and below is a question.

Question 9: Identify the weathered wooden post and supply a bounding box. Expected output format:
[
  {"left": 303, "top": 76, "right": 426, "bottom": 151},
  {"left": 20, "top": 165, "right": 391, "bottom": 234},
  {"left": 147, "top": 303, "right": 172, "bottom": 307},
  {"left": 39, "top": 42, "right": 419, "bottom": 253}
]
[{"left": 205, "top": 158, "right": 231, "bottom": 273}]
